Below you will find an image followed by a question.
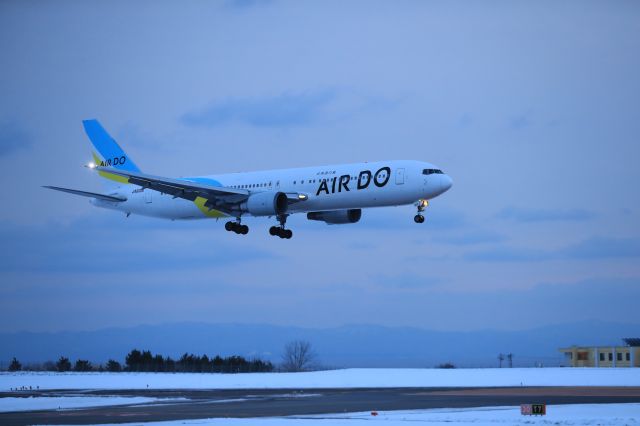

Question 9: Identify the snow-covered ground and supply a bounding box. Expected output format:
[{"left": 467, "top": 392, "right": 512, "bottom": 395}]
[
  {"left": 34, "top": 404, "right": 640, "bottom": 426},
  {"left": 2, "top": 367, "right": 640, "bottom": 390},
  {"left": 0, "top": 395, "right": 174, "bottom": 412}
]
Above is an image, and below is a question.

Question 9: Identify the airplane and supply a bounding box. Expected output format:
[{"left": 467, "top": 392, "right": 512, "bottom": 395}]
[{"left": 45, "top": 119, "right": 453, "bottom": 239}]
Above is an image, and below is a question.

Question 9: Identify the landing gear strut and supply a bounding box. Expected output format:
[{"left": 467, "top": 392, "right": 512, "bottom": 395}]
[
  {"left": 269, "top": 214, "right": 293, "bottom": 239},
  {"left": 414, "top": 199, "right": 428, "bottom": 224},
  {"left": 225, "top": 219, "right": 249, "bottom": 235}
]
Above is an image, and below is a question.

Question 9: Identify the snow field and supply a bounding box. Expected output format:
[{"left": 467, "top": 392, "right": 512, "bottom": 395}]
[
  {"left": 0, "top": 396, "right": 174, "bottom": 412},
  {"left": 2, "top": 367, "right": 640, "bottom": 391}
]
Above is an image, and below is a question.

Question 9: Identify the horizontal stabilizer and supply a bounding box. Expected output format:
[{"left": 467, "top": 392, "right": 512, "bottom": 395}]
[{"left": 43, "top": 186, "right": 127, "bottom": 202}]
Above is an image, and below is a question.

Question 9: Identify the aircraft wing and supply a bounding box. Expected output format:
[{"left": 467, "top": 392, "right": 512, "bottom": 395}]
[
  {"left": 94, "top": 166, "right": 308, "bottom": 214},
  {"left": 94, "top": 166, "right": 249, "bottom": 203}
]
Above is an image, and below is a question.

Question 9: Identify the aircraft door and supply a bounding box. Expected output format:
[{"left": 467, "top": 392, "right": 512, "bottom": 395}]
[
  {"left": 144, "top": 190, "right": 152, "bottom": 203},
  {"left": 395, "top": 168, "right": 405, "bottom": 185}
]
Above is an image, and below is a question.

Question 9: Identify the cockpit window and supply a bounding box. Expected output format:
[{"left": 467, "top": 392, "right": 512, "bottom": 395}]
[{"left": 423, "top": 169, "right": 444, "bottom": 175}]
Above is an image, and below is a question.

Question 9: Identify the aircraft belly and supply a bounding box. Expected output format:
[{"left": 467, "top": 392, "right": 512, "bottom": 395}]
[{"left": 290, "top": 186, "right": 413, "bottom": 213}]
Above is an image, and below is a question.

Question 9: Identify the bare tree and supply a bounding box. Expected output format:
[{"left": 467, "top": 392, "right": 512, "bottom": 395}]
[{"left": 281, "top": 340, "right": 316, "bottom": 372}]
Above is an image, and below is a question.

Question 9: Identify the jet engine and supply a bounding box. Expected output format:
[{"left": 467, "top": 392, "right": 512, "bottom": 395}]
[
  {"left": 307, "top": 209, "right": 362, "bottom": 224},
  {"left": 243, "top": 192, "right": 288, "bottom": 216}
]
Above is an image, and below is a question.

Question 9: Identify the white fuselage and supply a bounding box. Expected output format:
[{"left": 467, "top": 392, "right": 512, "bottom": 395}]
[{"left": 92, "top": 160, "right": 452, "bottom": 220}]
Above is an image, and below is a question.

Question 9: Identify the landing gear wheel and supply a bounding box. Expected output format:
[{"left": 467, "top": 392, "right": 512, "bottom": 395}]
[
  {"left": 414, "top": 214, "right": 425, "bottom": 224},
  {"left": 269, "top": 214, "right": 293, "bottom": 239},
  {"left": 226, "top": 221, "right": 248, "bottom": 235}
]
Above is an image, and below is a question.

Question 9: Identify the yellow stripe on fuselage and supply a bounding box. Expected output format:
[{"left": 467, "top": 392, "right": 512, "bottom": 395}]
[{"left": 194, "top": 196, "right": 228, "bottom": 218}]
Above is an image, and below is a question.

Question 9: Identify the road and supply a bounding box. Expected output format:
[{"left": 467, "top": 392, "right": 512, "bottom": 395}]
[{"left": 2, "top": 386, "right": 640, "bottom": 425}]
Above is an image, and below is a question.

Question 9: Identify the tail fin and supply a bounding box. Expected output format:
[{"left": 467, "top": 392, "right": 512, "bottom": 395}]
[{"left": 83, "top": 119, "right": 140, "bottom": 187}]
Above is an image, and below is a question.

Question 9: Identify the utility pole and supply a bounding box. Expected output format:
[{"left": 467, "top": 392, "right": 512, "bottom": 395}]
[
  {"left": 507, "top": 353, "right": 513, "bottom": 368},
  {"left": 498, "top": 353, "right": 504, "bottom": 368}
]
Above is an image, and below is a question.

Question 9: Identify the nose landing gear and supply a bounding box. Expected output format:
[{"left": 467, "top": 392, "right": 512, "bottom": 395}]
[
  {"left": 414, "top": 199, "right": 428, "bottom": 224},
  {"left": 269, "top": 214, "right": 293, "bottom": 239},
  {"left": 225, "top": 220, "right": 249, "bottom": 235}
]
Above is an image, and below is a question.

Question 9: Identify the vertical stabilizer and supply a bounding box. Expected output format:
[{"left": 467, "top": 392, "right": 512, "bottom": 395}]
[{"left": 83, "top": 119, "right": 140, "bottom": 188}]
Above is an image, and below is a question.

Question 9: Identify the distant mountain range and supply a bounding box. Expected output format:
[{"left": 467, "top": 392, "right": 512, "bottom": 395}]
[{"left": 1, "top": 321, "right": 638, "bottom": 368}]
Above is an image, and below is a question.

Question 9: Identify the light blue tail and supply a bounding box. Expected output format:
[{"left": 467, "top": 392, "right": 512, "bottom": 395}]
[{"left": 83, "top": 119, "right": 140, "bottom": 187}]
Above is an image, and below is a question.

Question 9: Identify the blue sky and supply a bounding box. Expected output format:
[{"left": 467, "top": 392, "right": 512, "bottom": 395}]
[{"left": 0, "top": 0, "right": 639, "bottom": 333}]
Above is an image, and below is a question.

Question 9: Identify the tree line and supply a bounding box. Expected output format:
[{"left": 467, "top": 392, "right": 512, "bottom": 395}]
[
  {"left": 124, "top": 349, "right": 273, "bottom": 373},
  {"left": 6, "top": 349, "right": 274, "bottom": 373},
  {"left": 6, "top": 340, "right": 317, "bottom": 373}
]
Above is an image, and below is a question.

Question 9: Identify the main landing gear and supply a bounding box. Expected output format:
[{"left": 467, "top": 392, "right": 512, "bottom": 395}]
[
  {"left": 225, "top": 220, "right": 249, "bottom": 235},
  {"left": 414, "top": 199, "right": 428, "bottom": 224},
  {"left": 269, "top": 214, "right": 293, "bottom": 239}
]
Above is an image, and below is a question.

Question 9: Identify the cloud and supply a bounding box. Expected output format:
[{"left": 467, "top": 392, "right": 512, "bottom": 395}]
[
  {"left": 466, "top": 236, "right": 640, "bottom": 262},
  {"left": 0, "top": 121, "right": 31, "bottom": 156},
  {"left": 434, "top": 230, "right": 505, "bottom": 246},
  {"left": 431, "top": 277, "right": 640, "bottom": 330},
  {"left": 354, "top": 206, "right": 467, "bottom": 231},
  {"left": 182, "top": 91, "right": 336, "bottom": 128},
  {"left": 224, "top": 0, "right": 272, "bottom": 9},
  {"left": 508, "top": 113, "right": 531, "bottom": 130},
  {"left": 464, "top": 246, "right": 551, "bottom": 262},
  {"left": 374, "top": 273, "right": 443, "bottom": 290},
  {"left": 456, "top": 113, "right": 473, "bottom": 129},
  {"left": 497, "top": 206, "right": 595, "bottom": 222},
  {"left": 0, "top": 216, "right": 277, "bottom": 274},
  {"left": 561, "top": 236, "right": 640, "bottom": 260}
]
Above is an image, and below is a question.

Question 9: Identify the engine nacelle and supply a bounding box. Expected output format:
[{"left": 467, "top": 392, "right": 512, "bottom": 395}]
[
  {"left": 243, "top": 192, "right": 288, "bottom": 216},
  {"left": 307, "top": 209, "right": 362, "bottom": 225}
]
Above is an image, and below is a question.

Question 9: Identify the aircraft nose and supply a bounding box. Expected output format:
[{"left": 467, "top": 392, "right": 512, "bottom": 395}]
[{"left": 440, "top": 174, "right": 453, "bottom": 193}]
